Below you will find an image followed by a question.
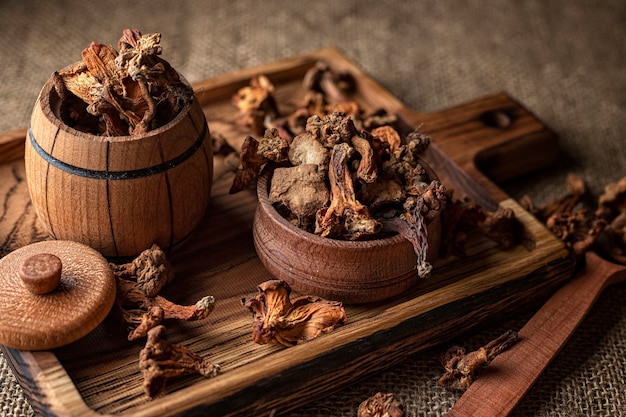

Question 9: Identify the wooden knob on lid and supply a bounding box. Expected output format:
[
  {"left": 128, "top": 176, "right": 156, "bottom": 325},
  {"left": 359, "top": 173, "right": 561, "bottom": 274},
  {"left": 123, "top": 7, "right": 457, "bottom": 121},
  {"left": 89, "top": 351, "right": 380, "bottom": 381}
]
[
  {"left": 19, "top": 253, "right": 63, "bottom": 294},
  {"left": 0, "top": 240, "right": 116, "bottom": 350}
]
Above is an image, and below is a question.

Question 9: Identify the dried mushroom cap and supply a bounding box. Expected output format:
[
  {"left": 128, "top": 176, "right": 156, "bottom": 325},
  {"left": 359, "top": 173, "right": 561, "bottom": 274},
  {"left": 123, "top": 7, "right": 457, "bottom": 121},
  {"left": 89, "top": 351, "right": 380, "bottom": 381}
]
[
  {"left": 288, "top": 132, "right": 330, "bottom": 170},
  {"left": 306, "top": 112, "right": 358, "bottom": 148},
  {"left": 242, "top": 279, "right": 347, "bottom": 347},
  {"left": 269, "top": 165, "right": 329, "bottom": 229},
  {"left": 371, "top": 125, "right": 401, "bottom": 153},
  {"left": 359, "top": 179, "right": 404, "bottom": 213},
  {"left": 232, "top": 75, "right": 276, "bottom": 113},
  {"left": 110, "top": 244, "right": 174, "bottom": 297},
  {"left": 316, "top": 142, "right": 382, "bottom": 240}
]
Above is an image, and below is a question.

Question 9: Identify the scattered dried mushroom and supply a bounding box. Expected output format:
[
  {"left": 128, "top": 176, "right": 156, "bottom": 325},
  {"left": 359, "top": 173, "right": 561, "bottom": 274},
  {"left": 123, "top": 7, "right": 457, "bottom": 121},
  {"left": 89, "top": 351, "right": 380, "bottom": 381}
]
[
  {"left": 441, "top": 199, "right": 525, "bottom": 258},
  {"left": 53, "top": 28, "right": 193, "bottom": 136},
  {"left": 242, "top": 279, "right": 347, "bottom": 346},
  {"left": 438, "top": 330, "right": 518, "bottom": 392},
  {"left": 105, "top": 245, "right": 220, "bottom": 398},
  {"left": 358, "top": 392, "right": 404, "bottom": 417},
  {"left": 521, "top": 173, "right": 612, "bottom": 259},
  {"left": 110, "top": 244, "right": 215, "bottom": 341},
  {"left": 140, "top": 325, "right": 220, "bottom": 398}
]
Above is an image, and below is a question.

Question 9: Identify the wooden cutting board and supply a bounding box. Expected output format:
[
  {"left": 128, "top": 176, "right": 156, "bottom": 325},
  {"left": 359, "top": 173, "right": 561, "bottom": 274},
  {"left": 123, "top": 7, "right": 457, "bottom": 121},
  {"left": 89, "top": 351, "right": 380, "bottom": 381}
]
[{"left": 0, "top": 47, "right": 574, "bottom": 417}]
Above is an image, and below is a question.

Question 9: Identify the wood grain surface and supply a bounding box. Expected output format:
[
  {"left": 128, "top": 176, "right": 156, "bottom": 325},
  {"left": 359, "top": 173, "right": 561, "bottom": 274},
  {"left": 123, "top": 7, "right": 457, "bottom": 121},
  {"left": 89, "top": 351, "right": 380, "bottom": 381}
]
[{"left": 0, "top": 48, "right": 575, "bottom": 417}]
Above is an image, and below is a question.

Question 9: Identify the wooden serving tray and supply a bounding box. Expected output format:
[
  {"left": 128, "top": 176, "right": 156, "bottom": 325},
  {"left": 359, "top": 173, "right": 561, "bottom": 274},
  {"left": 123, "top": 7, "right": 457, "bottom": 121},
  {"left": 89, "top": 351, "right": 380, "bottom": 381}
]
[{"left": 0, "top": 47, "right": 574, "bottom": 416}]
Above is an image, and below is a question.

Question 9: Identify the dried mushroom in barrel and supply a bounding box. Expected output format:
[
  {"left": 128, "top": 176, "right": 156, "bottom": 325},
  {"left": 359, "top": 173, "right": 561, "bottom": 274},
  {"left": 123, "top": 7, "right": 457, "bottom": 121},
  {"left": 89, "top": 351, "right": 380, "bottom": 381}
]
[{"left": 53, "top": 29, "right": 193, "bottom": 136}]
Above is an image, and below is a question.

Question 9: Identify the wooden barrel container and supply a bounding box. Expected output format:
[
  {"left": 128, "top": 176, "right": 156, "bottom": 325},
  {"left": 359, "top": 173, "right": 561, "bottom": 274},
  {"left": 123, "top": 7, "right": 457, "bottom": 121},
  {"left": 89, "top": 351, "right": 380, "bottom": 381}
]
[{"left": 25, "top": 73, "right": 213, "bottom": 258}]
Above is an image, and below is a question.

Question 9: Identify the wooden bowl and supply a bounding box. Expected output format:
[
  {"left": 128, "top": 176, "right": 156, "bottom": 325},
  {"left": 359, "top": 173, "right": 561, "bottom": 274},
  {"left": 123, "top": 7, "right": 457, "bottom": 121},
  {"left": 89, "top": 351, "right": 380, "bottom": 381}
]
[
  {"left": 253, "top": 165, "right": 441, "bottom": 304},
  {"left": 25, "top": 69, "right": 213, "bottom": 258}
]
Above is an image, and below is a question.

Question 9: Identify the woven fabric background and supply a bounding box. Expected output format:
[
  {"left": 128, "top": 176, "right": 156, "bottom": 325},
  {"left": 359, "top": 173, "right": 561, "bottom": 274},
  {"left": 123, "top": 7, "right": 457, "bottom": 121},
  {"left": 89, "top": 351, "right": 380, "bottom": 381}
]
[{"left": 1, "top": 1, "right": 624, "bottom": 416}]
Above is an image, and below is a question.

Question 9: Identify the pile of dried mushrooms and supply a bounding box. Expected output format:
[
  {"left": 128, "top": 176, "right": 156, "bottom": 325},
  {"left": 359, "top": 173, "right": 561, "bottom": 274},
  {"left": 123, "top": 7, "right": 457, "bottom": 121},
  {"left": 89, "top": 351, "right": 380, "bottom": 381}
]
[{"left": 52, "top": 28, "right": 193, "bottom": 136}]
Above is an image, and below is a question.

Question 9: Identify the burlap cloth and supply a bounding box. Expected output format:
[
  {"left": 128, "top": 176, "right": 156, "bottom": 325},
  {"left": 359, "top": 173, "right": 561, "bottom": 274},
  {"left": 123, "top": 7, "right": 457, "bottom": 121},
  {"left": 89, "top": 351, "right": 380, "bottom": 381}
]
[{"left": 1, "top": 1, "right": 624, "bottom": 416}]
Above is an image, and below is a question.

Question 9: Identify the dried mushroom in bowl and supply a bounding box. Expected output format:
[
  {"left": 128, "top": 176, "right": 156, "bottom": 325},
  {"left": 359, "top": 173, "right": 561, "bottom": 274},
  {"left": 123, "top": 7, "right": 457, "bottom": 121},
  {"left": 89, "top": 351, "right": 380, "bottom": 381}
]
[
  {"left": 227, "top": 63, "right": 528, "bottom": 304},
  {"left": 231, "top": 107, "right": 445, "bottom": 278}
]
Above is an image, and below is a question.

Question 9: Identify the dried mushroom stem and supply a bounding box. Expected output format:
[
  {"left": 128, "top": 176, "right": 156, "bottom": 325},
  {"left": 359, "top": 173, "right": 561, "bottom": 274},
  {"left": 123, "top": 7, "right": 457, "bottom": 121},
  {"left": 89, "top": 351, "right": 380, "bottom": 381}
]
[
  {"left": 438, "top": 329, "right": 519, "bottom": 392},
  {"left": 351, "top": 134, "right": 378, "bottom": 184},
  {"left": 242, "top": 279, "right": 347, "bottom": 347},
  {"left": 386, "top": 196, "right": 431, "bottom": 278},
  {"left": 316, "top": 142, "right": 382, "bottom": 240},
  {"left": 115, "top": 277, "right": 215, "bottom": 341},
  {"left": 139, "top": 325, "right": 220, "bottom": 399},
  {"left": 358, "top": 392, "right": 404, "bottom": 417}
]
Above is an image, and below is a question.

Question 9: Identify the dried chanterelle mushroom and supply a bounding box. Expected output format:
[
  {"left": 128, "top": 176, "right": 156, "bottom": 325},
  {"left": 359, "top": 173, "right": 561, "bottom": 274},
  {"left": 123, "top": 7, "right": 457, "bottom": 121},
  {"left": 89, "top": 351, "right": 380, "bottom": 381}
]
[
  {"left": 110, "top": 244, "right": 215, "bottom": 341},
  {"left": 438, "top": 330, "right": 519, "bottom": 392},
  {"left": 139, "top": 325, "right": 220, "bottom": 398},
  {"left": 521, "top": 173, "right": 607, "bottom": 259},
  {"left": 53, "top": 28, "right": 193, "bottom": 136},
  {"left": 242, "top": 279, "right": 347, "bottom": 346}
]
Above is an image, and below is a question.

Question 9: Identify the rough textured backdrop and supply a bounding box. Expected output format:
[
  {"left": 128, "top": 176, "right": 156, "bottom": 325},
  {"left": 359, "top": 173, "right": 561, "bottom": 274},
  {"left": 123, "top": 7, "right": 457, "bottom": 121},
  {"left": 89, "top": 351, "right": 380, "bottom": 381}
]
[{"left": 1, "top": 1, "right": 625, "bottom": 416}]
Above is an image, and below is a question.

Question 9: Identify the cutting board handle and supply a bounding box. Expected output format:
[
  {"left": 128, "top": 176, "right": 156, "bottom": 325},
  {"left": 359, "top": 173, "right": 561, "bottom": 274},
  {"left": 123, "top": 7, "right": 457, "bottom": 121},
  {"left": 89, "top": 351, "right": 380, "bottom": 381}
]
[{"left": 397, "top": 92, "right": 559, "bottom": 207}]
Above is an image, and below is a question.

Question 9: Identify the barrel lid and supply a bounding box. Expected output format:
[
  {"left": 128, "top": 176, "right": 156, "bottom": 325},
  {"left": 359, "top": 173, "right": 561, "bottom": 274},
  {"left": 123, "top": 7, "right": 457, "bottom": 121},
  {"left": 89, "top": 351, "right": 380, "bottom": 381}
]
[{"left": 0, "top": 240, "right": 116, "bottom": 350}]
